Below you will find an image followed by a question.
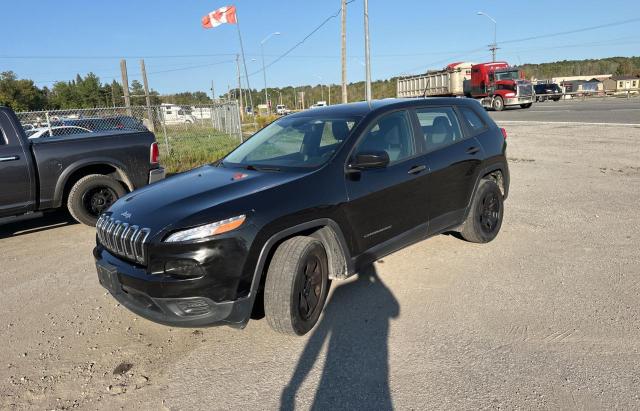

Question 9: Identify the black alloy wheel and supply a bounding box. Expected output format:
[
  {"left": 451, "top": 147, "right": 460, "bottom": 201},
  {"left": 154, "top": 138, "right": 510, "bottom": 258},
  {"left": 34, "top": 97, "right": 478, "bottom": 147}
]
[
  {"left": 458, "top": 179, "right": 504, "bottom": 243},
  {"left": 479, "top": 189, "right": 501, "bottom": 234},
  {"left": 67, "top": 174, "right": 126, "bottom": 226},
  {"left": 264, "top": 236, "right": 331, "bottom": 335},
  {"left": 297, "top": 254, "right": 325, "bottom": 321},
  {"left": 83, "top": 186, "right": 118, "bottom": 217}
]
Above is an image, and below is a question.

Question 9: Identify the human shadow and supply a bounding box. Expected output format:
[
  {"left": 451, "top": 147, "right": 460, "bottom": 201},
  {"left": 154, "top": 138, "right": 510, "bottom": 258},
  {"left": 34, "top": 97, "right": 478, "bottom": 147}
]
[
  {"left": 0, "top": 210, "right": 77, "bottom": 239},
  {"left": 281, "top": 264, "right": 400, "bottom": 411}
]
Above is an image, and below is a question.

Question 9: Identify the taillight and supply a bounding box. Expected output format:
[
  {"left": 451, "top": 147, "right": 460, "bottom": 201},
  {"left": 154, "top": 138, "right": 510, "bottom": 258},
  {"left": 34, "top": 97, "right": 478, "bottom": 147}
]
[
  {"left": 150, "top": 142, "right": 160, "bottom": 164},
  {"left": 500, "top": 128, "right": 507, "bottom": 139}
]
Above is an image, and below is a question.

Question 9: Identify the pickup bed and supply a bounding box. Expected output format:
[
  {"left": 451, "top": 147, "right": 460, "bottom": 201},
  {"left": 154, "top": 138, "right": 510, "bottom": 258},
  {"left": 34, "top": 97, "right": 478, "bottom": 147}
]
[{"left": 0, "top": 107, "right": 165, "bottom": 226}]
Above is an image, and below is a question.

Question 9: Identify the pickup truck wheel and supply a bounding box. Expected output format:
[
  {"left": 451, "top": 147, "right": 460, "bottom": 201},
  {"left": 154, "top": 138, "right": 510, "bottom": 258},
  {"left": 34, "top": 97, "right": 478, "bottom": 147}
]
[
  {"left": 264, "top": 236, "right": 331, "bottom": 336},
  {"left": 459, "top": 180, "right": 503, "bottom": 243},
  {"left": 492, "top": 96, "right": 505, "bottom": 111},
  {"left": 67, "top": 174, "right": 126, "bottom": 226}
]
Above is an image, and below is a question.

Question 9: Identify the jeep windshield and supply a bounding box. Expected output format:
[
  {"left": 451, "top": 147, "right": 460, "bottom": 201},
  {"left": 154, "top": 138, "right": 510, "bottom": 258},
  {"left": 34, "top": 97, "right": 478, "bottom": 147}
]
[{"left": 222, "top": 115, "right": 360, "bottom": 170}]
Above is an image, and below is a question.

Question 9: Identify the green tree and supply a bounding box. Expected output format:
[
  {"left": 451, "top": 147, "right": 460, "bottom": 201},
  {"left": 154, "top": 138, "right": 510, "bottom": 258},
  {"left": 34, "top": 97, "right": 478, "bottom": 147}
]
[
  {"left": 130, "top": 80, "right": 146, "bottom": 106},
  {"left": 0, "top": 71, "right": 46, "bottom": 111}
]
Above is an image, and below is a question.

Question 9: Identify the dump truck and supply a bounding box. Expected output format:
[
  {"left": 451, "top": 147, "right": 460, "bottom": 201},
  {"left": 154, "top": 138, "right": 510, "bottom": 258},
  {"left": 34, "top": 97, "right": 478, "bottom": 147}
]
[{"left": 397, "top": 61, "right": 534, "bottom": 111}]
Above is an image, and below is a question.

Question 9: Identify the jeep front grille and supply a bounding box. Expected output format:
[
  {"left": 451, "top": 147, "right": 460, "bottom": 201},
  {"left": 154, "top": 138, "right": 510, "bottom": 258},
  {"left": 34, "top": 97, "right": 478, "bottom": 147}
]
[{"left": 96, "top": 215, "right": 150, "bottom": 264}]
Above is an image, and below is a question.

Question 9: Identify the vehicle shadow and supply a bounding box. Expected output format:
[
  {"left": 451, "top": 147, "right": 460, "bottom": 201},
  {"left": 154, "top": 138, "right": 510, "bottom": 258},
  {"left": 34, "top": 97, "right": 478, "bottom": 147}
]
[
  {"left": 280, "top": 264, "right": 399, "bottom": 411},
  {"left": 0, "top": 210, "right": 78, "bottom": 239}
]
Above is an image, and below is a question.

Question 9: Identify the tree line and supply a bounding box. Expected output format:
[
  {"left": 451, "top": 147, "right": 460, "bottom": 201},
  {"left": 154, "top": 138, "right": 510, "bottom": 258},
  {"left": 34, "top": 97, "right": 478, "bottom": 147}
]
[
  {"left": 519, "top": 56, "right": 640, "bottom": 80},
  {"left": 1, "top": 56, "right": 639, "bottom": 111},
  {"left": 0, "top": 71, "right": 215, "bottom": 112}
]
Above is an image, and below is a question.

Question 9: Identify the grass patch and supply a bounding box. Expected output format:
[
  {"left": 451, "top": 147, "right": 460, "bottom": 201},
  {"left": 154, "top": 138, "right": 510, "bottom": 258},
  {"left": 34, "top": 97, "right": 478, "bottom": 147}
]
[{"left": 159, "top": 124, "right": 242, "bottom": 174}]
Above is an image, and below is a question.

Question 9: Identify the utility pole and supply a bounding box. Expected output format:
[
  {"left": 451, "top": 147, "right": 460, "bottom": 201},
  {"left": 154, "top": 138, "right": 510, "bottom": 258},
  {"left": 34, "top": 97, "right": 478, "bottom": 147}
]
[
  {"left": 120, "top": 59, "right": 132, "bottom": 115},
  {"left": 236, "top": 54, "right": 244, "bottom": 121},
  {"left": 139, "top": 59, "right": 155, "bottom": 131},
  {"left": 210, "top": 80, "right": 215, "bottom": 101},
  {"left": 364, "top": 0, "right": 372, "bottom": 103},
  {"left": 328, "top": 84, "right": 331, "bottom": 105},
  {"left": 341, "top": 0, "right": 348, "bottom": 103}
]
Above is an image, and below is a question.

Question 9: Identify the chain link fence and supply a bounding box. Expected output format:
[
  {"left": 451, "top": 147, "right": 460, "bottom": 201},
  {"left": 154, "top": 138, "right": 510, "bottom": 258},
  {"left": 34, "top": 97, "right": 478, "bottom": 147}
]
[{"left": 16, "top": 102, "right": 243, "bottom": 174}]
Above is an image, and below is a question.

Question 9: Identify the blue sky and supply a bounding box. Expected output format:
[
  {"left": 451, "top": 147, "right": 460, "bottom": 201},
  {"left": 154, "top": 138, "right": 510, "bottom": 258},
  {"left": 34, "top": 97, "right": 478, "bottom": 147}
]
[{"left": 2, "top": 0, "right": 639, "bottom": 95}]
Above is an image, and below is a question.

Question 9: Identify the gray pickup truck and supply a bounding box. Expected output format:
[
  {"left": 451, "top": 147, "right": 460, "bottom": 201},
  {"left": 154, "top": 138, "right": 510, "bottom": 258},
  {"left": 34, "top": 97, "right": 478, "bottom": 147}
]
[{"left": 0, "top": 107, "right": 165, "bottom": 226}]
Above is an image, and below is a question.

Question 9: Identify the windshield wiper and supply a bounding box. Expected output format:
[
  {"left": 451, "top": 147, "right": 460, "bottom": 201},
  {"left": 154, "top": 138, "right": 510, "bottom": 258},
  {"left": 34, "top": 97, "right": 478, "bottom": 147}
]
[{"left": 244, "top": 164, "right": 282, "bottom": 172}]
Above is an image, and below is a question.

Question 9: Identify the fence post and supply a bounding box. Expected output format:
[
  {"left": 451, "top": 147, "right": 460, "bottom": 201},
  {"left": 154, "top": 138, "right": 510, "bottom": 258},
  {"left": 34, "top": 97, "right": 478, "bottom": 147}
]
[
  {"left": 214, "top": 104, "right": 217, "bottom": 131},
  {"left": 159, "top": 107, "right": 170, "bottom": 154},
  {"left": 235, "top": 100, "right": 243, "bottom": 142},
  {"left": 44, "top": 111, "right": 52, "bottom": 136}
]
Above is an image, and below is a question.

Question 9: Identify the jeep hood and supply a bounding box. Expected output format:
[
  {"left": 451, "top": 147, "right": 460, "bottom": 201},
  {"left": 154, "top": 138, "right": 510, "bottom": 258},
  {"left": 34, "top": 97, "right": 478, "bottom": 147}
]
[{"left": 106, "top": 165, "right": 303, "bottom": 232}]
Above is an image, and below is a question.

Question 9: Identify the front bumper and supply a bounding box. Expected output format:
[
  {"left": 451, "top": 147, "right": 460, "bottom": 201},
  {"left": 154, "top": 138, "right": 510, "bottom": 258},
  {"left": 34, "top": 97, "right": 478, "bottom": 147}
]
[
  {"left": 504, "top": 96, "right": 534, "bottom": 106},
  {"left": 149, "top": 167, "right": 166, "bottom": 184},
  {"left": 94, "top": 246, "right": 253, "bottom": 328}
]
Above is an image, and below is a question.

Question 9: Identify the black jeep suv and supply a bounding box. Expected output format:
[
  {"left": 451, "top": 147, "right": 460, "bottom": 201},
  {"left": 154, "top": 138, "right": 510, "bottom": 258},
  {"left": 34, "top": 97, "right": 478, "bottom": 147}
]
[{"left": 94, "top": 98, "right": 509, "bottom": 335}]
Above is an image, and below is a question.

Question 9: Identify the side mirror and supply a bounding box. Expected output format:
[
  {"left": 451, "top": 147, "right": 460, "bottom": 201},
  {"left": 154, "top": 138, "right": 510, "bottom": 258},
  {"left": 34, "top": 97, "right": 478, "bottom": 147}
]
[{"left": 349, "top": 150, "right": 390, "bottom": 170}]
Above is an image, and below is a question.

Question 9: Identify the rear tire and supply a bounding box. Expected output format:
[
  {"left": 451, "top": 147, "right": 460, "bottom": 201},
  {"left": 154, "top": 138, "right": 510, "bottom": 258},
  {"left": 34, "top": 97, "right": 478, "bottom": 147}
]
[
  {"left": 264, "top": 236, "right": 331, "bottom": 336},
  {"left": 67, "top": 174, "right": 126, "bottom": 226},
  {"left": 459, "top": 180, "right": 504, "bottom": 243},
  {"left": 492, "top": 96, "right": 505, "bottom": 111}
]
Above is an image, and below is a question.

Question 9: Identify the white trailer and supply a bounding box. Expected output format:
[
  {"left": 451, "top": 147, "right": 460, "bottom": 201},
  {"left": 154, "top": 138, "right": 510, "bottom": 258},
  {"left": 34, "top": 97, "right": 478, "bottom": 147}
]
[
  {"left": 397, "top": 62, "right": 474, "bottom": 98},
  {"left": 160, "top": 104, "right": 196, "bottom": 124}
]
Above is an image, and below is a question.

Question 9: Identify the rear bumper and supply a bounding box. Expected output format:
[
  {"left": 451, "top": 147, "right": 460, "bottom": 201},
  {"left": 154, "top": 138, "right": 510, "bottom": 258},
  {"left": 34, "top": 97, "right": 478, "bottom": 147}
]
[{"left": 149, "top": 167, "right": 166, "bottom": 184}]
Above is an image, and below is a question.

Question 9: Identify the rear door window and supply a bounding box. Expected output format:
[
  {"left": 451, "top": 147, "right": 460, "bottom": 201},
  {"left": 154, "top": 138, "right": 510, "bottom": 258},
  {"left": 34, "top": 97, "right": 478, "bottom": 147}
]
[
  {"left": 415, "top": 107, "right": 463, "bottom": 152},
  {"left": 458, "top": 106, "right": 487, "bottom": 135}
]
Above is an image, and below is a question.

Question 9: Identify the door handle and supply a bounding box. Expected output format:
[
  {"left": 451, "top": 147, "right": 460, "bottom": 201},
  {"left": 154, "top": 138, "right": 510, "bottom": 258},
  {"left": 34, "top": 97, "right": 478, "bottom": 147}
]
[
  {"left": 465, "top": 146, "right": 480, "bottom": 155},
  {"left": 0, "top": 155, "right": 19, "bottom": 162},
  {"left": 408, "top": 165, "right": 427, "bottom": 175}
]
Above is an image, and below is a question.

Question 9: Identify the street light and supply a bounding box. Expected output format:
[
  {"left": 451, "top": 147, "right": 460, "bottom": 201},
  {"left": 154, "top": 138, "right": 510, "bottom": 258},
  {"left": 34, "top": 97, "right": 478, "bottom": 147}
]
[
  {"left": 477, "top": 11, "right": 497, "bottom": 62},
  {"left": 261, "top": 32, "right": 281, "bottom": 112}
]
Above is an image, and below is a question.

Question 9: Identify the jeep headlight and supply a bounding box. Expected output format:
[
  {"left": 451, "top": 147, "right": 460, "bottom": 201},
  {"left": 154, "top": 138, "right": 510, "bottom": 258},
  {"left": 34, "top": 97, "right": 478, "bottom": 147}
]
[{"left": 164, "top": 215, "right": 246, "bottom": 242}]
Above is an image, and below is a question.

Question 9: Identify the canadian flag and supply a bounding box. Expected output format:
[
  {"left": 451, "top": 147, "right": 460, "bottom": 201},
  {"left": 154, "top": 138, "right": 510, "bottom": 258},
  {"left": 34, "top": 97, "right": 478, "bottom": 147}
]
[{"left": 202, "top": 5, "right": 237, "bottom": 28}]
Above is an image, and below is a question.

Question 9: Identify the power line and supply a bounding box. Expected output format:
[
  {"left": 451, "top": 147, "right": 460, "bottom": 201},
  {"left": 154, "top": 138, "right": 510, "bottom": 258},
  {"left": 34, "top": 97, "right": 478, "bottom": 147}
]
[
  {"left": 33, "top": 59, "right": 237, "bottom": 85},
  {"left": 147, "top": 60, "right": 236, "bottom": 75},
  {"left": 247, "top": 0, "right": 356, "bottom": 77},
  {"left": 500, "top": 17, "right": 640, "bottom": 45}
]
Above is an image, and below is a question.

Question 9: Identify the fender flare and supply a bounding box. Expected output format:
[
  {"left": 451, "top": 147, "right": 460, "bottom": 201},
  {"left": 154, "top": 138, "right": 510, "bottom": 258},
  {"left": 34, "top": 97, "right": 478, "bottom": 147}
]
[
  {"left": 53, "top": 158, "right": 134, "bottom": 208},
  {"left": 462, "top": 161, "right": 509, "bottom": 222},
  {"left": 243, "top": 218, "right": 352, "bottom": 314}
]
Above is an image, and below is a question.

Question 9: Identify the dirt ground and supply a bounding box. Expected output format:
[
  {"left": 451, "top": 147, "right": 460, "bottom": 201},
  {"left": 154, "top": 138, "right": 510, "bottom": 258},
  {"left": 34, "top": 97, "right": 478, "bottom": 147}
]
[{"left": 1, "top": 122, "right": 639, "bottom": 410}]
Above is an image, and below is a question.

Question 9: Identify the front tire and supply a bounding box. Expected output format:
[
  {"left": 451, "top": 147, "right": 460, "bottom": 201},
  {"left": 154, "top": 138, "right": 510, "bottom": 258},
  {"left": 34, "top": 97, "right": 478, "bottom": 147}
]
[
  {"left": 459, "top": 180, "right": 504, "bottom": 243},
  {"left": 264, "top": 236, "right": 331, "bottom": 336},
  {"left": 492, "top": 96, "right": 505, "bottom": 111},
  {"left": 67, "top": 174, "right": 126, "bottom": 226}
]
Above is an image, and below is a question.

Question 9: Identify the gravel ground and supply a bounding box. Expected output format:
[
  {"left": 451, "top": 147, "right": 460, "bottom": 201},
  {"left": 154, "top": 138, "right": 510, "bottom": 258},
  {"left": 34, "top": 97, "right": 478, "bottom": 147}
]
[{"left": 1, "top": 122, "right": 639, "bottom": 410}]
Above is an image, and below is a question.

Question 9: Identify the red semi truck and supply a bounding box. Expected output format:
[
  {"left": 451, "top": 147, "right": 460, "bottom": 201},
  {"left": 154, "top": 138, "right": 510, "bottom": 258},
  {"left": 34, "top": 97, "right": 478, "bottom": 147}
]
[{"left": 397, "top": 61, "right": 534, "bottom": 111}]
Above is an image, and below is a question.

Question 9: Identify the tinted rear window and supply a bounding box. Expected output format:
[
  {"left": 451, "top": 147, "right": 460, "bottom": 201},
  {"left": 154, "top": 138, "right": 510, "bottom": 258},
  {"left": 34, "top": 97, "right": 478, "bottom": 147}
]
[{"left": 459, "top": 106, "right": 487, "bottom": 133}]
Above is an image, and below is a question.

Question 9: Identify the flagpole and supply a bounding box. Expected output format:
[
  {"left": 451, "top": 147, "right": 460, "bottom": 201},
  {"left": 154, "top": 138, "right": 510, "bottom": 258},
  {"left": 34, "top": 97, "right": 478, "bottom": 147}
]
[{"left": 234, "top": 12, "right": 254, "bottom": 121}]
